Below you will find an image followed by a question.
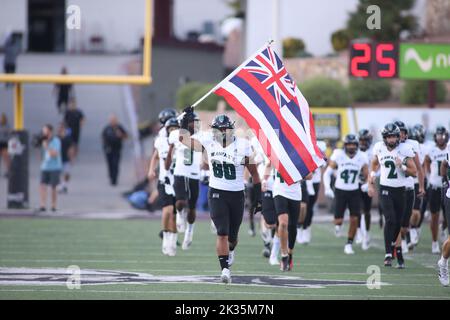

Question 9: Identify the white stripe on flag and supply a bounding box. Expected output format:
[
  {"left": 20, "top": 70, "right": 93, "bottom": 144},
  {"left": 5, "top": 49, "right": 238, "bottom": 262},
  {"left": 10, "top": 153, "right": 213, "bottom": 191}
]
[
  {"left": 279, "top": 106, "right": 323, "bottom": 168},
  {"left": 222, "top": 81, "right": 302, "bottom": 182}
]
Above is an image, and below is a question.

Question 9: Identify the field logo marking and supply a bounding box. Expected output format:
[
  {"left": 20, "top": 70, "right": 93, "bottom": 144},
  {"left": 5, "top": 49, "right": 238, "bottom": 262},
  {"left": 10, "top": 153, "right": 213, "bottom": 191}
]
[
  {"left": 0, "top": 267, "right": 388, "bottom": 289},
  {"left": 366, "top": 265, "right": 381, "bottom": 290},
  {"left": 66, "top": 265, "right": 81, "bottom": 290}
]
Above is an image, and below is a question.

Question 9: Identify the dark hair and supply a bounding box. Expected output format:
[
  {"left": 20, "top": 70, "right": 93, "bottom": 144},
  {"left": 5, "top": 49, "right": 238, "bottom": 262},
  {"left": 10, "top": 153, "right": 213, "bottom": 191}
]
[{"left": 44, "top": 124, "right": 53, "bottom": 132}]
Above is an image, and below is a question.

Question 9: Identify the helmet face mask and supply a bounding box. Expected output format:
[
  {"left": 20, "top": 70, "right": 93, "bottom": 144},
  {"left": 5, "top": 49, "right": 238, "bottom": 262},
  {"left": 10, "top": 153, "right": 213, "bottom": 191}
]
[
  {"left": 159, "top": 108, "right": 177, "bottom": 125},
  {"left": 382, "top": 123, "right": 401, "bottom": 150},
  {"left": 434, "top": 126, "right": 449, "bottom": 147},
  {"left": 343, "top": 134, "right": 358, "bottom": 156},
  {"left": 164, "top": 117, "right": 180, "bottom": 135},
  {"left": 211, "top": 114, "right": 235, "bottom": 145},
  {"left": 358, "top": 129, "right": 372, "bottom": 151}
]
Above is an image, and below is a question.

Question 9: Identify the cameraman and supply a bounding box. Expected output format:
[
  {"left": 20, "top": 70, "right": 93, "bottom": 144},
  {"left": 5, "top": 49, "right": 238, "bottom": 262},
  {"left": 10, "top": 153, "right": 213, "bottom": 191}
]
[{"left": 39, "top": 124, "right": 62, "bottom": 212}]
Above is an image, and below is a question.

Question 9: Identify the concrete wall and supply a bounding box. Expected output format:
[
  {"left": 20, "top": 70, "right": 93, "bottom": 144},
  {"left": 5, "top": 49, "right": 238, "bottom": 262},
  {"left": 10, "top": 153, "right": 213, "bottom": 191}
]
[
  {"left": 66, "top": 0, "right": 146, "bottom": 53},
  {"left": 173, "top": 0, "right": 234, "bottom": 41},
  {"left": 0, "top": 0, "right": 27, "bottom": 49}
]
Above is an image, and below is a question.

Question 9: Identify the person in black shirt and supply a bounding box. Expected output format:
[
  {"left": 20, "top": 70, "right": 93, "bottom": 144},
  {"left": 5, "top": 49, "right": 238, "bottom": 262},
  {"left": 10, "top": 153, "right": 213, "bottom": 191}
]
[
  {"left": 102, "top": 114, "right": 128, "bottom": 186},
  {"left": 53, "top": 67, "right": 74, "bottom": 114},
  {"left": 64, "top": 98, "right": 85, "bottom": 159},
  {"left": 57, "top": 123, "right": 74, "bottom": 194}
]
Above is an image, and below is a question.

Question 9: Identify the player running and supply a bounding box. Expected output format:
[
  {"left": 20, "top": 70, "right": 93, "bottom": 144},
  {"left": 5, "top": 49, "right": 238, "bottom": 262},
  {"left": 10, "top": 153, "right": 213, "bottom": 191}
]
[
  {"left": 424, "top": 126, "right": 449, "bottom": 254},
  {"left": 297, "top": 140, "right": 326, "bottom": 245},
  {"left": 324, "top": 134, "right": 368, "bottom": 255},
  {"left": 438, "top": 141, "right": 450, "bottom": 286},
  {"left": 368, "top": 123, "right": 417, "bottom": 268},
  {"left": 358, "top": 129, "right": 374, "bottom": 250},
  {"left": 408, "top": 124, "right": 428, "bottom": 247},
  {"left": 266, "top": 161, "right": 309, "bottom": 271},
  {"left": 394, "top": 121, "right": 425, "bottom": 254},
  {"left": 165, "top": 112, "right": 202, "bottom": 250},
  {"left": 148, "top": 117, "right": 179, "bottom": 256},
  {"left": 178, "top": 110, "right": 262, "bottom": 284}
]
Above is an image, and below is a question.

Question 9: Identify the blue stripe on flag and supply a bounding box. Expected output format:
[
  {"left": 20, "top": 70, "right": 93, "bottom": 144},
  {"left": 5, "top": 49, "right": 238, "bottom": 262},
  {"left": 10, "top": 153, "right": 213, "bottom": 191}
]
[{"left": 230, "top": 75, "right": 309, "bottom": 176}]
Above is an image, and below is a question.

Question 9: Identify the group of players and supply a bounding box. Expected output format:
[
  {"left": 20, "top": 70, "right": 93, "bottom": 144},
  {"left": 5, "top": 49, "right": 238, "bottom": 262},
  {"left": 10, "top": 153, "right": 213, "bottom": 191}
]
[{"left": 148, "top": 107, "right": 450, "bottom": 286}]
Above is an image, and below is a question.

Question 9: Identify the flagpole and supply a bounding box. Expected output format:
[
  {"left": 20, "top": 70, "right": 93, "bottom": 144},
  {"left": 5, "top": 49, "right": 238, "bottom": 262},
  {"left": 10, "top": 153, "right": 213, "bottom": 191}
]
[{"left": 189, "top": 39, "right": 275, "bottom": 110}]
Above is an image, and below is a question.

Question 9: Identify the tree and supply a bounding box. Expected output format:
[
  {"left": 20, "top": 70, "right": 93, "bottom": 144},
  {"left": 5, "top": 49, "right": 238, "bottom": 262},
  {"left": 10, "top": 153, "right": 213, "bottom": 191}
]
[
  {"left": 331, "top": 29, "right": 350, "bottom": 52},
  {"left": 346, "top": 0, "right": 418, "bottom": 41}
]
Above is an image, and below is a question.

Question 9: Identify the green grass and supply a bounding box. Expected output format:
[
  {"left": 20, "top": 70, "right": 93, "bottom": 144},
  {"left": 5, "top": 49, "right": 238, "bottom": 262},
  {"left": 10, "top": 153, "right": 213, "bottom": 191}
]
[{"left": 0, "top": 217, "right": 449, "bottom": 300}]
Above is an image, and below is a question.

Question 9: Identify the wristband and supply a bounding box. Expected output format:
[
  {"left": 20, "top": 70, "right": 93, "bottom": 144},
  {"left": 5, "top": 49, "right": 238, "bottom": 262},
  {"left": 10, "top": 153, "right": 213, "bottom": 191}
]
[
  {"left": 369, "top": 171, "right": 376, "bottom": 178},
  {"left": 401, "top": 164, "right": 407, "bottom": 172}
]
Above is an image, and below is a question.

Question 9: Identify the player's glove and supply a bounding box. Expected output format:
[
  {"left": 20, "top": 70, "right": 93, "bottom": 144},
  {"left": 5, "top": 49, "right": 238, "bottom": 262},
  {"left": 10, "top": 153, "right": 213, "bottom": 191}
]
[
  {"left": 360, "top": 183, "right": 369, "bottom": 193},
  {"left": 252, "top": 182, "right": 262, "bottom": 215},
  {"left": 180, "top": 106, "right": 194, "bottom": 130},
  {"left": 324, "top": 187, "right": 335, "bottom": 199},
  {"left": 306, "top": 180, "right": 315, "bottom": 196}
]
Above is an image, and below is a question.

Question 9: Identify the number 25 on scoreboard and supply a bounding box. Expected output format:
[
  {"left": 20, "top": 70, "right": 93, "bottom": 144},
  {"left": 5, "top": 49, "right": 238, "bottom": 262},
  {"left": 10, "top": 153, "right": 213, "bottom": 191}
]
[{"left": 349, "top": 40, "right": 398, "bottom": 78}]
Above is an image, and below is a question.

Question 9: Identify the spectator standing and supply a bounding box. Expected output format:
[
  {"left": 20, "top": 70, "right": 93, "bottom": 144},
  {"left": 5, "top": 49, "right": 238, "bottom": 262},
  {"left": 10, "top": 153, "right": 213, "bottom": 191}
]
[
  {"left": 64, "top": 98, "right": 85, "bottom": 159},
  {"left": 39, "top": 124, "right": 62, "bottom": 212},
  {"left": 0, "top": 113, "right": 11, "bottom": 177},
  {"left": 57, "top": 123, "right": 74, "bottom": 194},
  {"left": 53, "top": 67, "right": 74, "bottom": 114},
  {"left": 3, "top": 32, "right": 21, "bottom": 89},
  {"left": 101, "top": 115, "right": 128, "bottom": 186}
]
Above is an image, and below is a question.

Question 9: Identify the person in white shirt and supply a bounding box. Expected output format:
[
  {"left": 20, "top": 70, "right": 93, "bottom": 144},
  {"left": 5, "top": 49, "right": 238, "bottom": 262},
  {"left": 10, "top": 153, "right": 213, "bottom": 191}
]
[
  {"left": 394, "top": 121, "right": 425, "bottom": 254},
  {"left": 148, "top": 117, "right": 179, "bottom": 256},
  {"left": 357, "top": 129, "right": 374, "bottom": 250},
  {"left": 165, "top": 113, "right": 202, "bottom": 250},
  {"left": 323, "top": 134, "right": 368, "bottom": 255},
  {"left": 437, "top": 140, "right": 450, "bottom": 286},
  {"left": 424, "top": 126, "right": 449, "bottom": 254},
  {"left": 368, "top": 123, "right": 417, "bottom": 268},
  {"left": 178, "top": 110, "right": 261, "bottom": 284}
]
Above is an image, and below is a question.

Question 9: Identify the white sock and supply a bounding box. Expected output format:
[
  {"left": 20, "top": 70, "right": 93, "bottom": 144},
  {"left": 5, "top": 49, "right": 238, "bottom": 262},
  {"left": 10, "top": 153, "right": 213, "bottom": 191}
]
[
  {"left": 271, "top": 235, "right": 280, "bottom": 258},
  {"left": 172, "top": 232, "right": 178, "bottom": 249},
  {"left": 187, "top": 223, "right": 194, "bottom": 233},
  {"left": 176, "top": 209, "right": 183, "bottom": 216},
  {"left": 440, "top": 256, "right": 448, "bottom": 265},
  {"left": 162, "top": 231, "right": 168, "bottom": 248}
]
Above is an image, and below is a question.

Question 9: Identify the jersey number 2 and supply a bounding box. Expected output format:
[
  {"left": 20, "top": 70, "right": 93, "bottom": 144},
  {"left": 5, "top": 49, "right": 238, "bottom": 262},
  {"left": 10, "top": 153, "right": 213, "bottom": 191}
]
[{"left": 385, "top": 160, "right": 398, "bottom": 179}]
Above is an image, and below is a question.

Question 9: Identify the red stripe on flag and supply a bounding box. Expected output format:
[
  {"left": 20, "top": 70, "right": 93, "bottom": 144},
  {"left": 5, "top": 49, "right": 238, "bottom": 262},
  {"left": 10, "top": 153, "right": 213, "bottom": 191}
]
[
  {"left": 238, "top": 69, "right": 318, "bottom": 172},
  {"left": 215, "top": 87, "right": 295, "bottom": 185}
]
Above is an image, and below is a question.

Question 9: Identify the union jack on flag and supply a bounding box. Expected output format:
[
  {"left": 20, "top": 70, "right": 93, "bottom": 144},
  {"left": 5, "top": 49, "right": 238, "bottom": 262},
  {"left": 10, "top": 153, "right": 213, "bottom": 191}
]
[{"left": 213, "top": 44, "right": 325, "bottom": 185}]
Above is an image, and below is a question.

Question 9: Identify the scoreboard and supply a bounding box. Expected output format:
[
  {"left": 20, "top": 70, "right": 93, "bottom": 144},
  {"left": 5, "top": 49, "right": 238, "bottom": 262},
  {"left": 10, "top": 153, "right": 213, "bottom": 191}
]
[{"left": 349, "top": 39, "right": 398, "bottom": 78}]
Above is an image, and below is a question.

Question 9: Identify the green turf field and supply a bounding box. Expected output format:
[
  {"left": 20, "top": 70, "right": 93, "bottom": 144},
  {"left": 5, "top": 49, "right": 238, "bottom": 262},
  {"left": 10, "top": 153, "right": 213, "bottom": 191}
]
[{"left": 0, "top": 217, "right": 449, "bottom": 300}]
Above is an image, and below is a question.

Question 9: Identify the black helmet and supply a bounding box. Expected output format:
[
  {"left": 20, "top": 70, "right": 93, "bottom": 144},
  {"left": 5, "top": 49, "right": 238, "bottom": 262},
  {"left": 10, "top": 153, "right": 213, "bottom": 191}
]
[
  {"left": 434, "top": 126, "right": 449, "bottom": 145},
  {"left": 382, "top": 123, "right": 400, "bottom": 148},
  {"left": 164, "top": 117, "right": 180, "bottom": 129},
  {"left": 211, "top": 114, "right": 235, "bottom": 130},
  {"left": 394, "top": 120, "right": 408, "bottom": 134},
  {"left": 411, "top": 124, "right": 426, "bottom": 143},
  {"left": 343, "top": 134, "right": 359, "bottom": 155},
  {"left": 158, "top": 108, "right": 177, "bottom": 125},
  {"left": 358, "top": 129, "right": 373, "bottom": 150}
]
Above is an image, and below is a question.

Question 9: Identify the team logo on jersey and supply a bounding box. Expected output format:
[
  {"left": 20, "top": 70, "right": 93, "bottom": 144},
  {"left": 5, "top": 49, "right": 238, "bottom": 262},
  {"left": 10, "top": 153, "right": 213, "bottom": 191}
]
[{"left": 0, "top": 268, "right": 380, "bottom": 289}]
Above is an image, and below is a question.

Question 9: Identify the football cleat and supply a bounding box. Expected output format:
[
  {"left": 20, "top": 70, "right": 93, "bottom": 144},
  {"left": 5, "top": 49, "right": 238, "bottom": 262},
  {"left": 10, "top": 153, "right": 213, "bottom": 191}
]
[
  {"left": 384, "top": 255, "right": 392, "bottom": 267},
  {"left": 401, "top": 240, "right": 409, "bottom": 254},
  {"left": 221, "top": 268, "right": 231, "bottom": 284},
  {"left": 362, "top": 233, "right": 370, "bottom": 251},
  {"left": 410, "top": 228, "right": 419, "bottom": 246},
  {"left": 182, "top": 230, "right": 193, "bottom": 250},
  {"left": 344, "top": 244, "right": 355, "bottom": 255},
  {"left": 269, "top": 255, "right": 280, "bottom": 266},
  {"left": 438, "top": 259, "right": 449, "bottom": 287},
  {"left": 296, "top": 228, "right": 304, "bottom": 244},
  {"left": 280, "top": 256, "right": 290, "bottom": 272},
  {"left": 335, "top": 225, "right": 342, "bottom": 238},
  {"left": 176, "top": 212, "right": 186, "bottom": 233},
  {"left": 303, "top": 227, "right": 311, "bottom": 244},
  {"left": 262, "top": 244, "right": 271, "bottom": 258},
  {"left": 396, "top": 249, "right": 405, "bottom": 269},
  {"left": 355, "top": 229, "right": 362, "bottom": 244},
  {"left": 432, "top": 241, "right": 441, "bottom": 254},
  {"left": 228, "top": 250, "right": 235, "bottom": 267}
]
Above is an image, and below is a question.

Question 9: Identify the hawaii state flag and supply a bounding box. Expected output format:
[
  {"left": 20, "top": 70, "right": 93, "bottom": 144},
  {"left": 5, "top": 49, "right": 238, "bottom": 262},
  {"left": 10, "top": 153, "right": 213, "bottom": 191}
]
[{"left": 213, "top": 44, "right": 325, "bottom": 185}]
